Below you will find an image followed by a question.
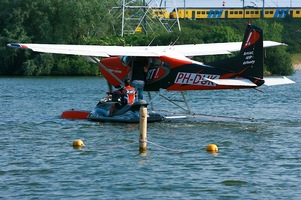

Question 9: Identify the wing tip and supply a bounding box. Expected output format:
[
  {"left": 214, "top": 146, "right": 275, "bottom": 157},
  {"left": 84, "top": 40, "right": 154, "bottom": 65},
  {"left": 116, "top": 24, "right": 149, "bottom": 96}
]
[{"left": 7, "top": 43, "right": 28, "bottom": 49}]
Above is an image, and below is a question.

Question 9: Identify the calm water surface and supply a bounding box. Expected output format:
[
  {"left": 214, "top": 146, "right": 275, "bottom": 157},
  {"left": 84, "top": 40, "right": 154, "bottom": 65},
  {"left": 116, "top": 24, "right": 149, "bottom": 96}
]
[{"left": 1, "top": 72, "right": 301, "bottom": 199}]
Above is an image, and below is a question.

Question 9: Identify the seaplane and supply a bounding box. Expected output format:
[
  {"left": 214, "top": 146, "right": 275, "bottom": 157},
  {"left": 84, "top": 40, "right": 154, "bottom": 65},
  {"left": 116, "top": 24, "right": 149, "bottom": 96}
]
[{"left": 7, "top": 22, "right": 295, "bottom": 123}]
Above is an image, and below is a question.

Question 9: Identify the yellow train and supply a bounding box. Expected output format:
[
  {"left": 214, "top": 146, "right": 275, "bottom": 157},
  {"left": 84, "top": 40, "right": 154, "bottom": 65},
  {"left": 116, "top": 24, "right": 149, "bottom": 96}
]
[
  {"left": 152, "top": 9, "right": 170, "bottom": 19},
  {"left": 152, "top": 7, "right": 301, "bottom": 19}
]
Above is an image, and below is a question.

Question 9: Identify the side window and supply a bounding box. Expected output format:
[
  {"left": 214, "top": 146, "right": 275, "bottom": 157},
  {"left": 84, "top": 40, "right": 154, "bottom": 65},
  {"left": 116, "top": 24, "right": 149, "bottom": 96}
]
[
  {"left": 149, "top": 58, "right": 170, "bottom": 69},
  {"left": 150, "top": 58, "right": 162, "bottom": 67},
  {"left": 121, "top": 56, "right": 132, "bottom": 66}
]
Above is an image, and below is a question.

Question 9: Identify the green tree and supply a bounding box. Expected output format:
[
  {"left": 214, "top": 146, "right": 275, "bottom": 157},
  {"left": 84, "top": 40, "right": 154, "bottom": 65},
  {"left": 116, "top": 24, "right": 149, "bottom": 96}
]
[
  {"left": 265, "top": 47, "right": 295, "bottom": 75},
  {"left": 254, "top": 20, "right": 294, "bottom": 75},
  {"left": 203, "top": 25, "right": 240, "bottom": 43},
  {"left": 22, "top": 54, "right": 54, "bottom": 76},
  {"left": 52, "top": 56, "right": 98, "bottom": 76},
  {"left": 1, "top": 0, "right": 115, "bottom": 76},
  {"left": 0, "top": 0, "right": 31, "bottom": 75}
]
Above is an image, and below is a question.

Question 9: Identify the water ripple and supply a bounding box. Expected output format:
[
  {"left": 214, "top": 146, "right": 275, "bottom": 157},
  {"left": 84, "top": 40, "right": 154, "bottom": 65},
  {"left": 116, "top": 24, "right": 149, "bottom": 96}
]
[{"left": 1, "top": 74, "right": 301, "bottom": 199}]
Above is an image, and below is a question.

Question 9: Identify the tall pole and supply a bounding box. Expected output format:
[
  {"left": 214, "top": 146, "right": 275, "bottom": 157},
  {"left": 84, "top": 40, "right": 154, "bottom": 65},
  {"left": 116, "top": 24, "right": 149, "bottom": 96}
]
[
  {"left": 139, "top": 107, "right": 147, "bottom": 154},
  {"left": 261, "top": 0, "right": 265, "bottom": 19},
  {"left": 143, "top": 0, "right": 146, "bottom": 34},
  {"left": 121, "top": 0, "right": 125, "bottom": 37},
  {"left": 184, "top": 0, "right": 186, "bottom": 19},
  {"left": 242, "top": 0, "right": 245, "bottom": 18}
]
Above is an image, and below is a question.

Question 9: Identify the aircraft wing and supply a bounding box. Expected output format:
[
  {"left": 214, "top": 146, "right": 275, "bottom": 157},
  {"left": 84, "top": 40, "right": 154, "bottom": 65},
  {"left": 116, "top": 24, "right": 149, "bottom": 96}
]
[
  {"left": 170, "top": 41, "right": 285, "bottom": 57},
  {"left": 7, "top": 41, "right": 285, "bottom": 58},
  {"left": 6, "top": 43, "right": 161, "bottom": 57}
]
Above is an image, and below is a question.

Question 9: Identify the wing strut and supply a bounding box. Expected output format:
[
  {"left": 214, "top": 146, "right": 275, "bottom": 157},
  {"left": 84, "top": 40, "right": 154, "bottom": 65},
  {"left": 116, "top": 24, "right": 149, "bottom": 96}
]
[
  {"left": 147, "top": 91, "right": 154, "bottom": 110},
  {"left": 147, "top": 89, "right": 193, "bottom": 114},
  {"left": 181, "top": 92, "right": 191, "bottom": 114}
]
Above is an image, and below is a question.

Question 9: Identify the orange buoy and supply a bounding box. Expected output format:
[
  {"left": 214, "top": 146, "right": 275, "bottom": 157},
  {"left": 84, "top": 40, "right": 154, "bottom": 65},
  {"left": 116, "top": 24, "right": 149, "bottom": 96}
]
[
  {"left": 206, "top": 144, "right": 218, "bottom": 152},
  {"left": 72, "top": 140, "right": 85, "bottom": 148}
]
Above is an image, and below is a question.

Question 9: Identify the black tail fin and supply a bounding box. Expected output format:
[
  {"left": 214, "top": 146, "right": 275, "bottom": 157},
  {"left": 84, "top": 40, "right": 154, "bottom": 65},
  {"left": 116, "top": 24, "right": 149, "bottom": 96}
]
[{"left": 208, "top": 22, "right": 264, "bottom": 79}]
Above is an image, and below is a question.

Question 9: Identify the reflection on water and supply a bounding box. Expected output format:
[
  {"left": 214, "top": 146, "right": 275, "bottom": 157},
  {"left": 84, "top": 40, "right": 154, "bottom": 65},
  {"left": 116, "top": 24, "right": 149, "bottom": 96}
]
[{"left": 0, "top": 72, "right": 301, "bottom": 199}]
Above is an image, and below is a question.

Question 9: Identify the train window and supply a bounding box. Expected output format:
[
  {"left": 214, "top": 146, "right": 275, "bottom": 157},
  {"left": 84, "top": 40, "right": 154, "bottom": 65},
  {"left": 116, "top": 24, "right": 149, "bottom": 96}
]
[
  {"left": 279, "top": 11, "right": 283, "bottom": 14},
  {"left": 235, "top": 11, "right": 238, "bottom": 14},
  {"left": 255, "top": 11, "right": 259, "bottom": 14},
  {"left": 297, "top": 11, "right": 300, "bottom": 14},
  {"left": 206, "top": 11, "right": 209, "bottom": 14},
  {"left": 202, "top": 11, "right": 205, "bottom": 14},
  {"left": 216, "top": 11, "right": 219, "bottom": 14},
  {"left": 239, "top": 11, "right": 242, "bottom": 14},
  {"left": 265, "top": 11, "right": 269, "bottom": 14},
  {"left": 251, "top": 11, "right": 254, "bottom": 14},
  {"left": 246, "top": 11, "right": 250, "bottom": 14},
  {"left": 230, "top": 11, "right": 233, "bottom": 14},
  {"left": 197, "top": 11, "right": 201, "bottom": 14}
]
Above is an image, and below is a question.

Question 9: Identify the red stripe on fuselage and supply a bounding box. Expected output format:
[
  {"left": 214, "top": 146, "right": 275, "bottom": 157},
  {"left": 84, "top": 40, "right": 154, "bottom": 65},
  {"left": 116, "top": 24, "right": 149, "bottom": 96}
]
[
  {"left": 100, "top": 57, "right": 130, "bottom": 86},
  {"left": 160, "top": 56, "right": 192, "bottom": 69}
]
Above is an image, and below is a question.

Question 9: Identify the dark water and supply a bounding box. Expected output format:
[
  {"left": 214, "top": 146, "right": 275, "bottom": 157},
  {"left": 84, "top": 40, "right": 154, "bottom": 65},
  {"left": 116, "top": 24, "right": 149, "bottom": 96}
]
[{"left": 1, "top": 72, "right": 300, "bottom": 199}]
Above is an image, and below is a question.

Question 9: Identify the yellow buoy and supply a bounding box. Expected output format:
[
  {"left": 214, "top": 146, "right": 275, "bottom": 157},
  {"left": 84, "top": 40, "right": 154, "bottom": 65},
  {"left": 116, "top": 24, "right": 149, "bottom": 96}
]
[
  {"left": 72, "top": 139, "right": 85, "bottom": 148},
  {"left": 206, "top": 144, "right": 218, "bottom": 152}
]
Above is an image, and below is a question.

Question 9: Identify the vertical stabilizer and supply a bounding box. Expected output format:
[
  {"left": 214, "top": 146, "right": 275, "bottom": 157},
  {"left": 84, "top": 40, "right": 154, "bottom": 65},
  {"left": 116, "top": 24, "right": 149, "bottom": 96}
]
[{"left": 208, "top": 22, "right": 264, "bottom": 79}]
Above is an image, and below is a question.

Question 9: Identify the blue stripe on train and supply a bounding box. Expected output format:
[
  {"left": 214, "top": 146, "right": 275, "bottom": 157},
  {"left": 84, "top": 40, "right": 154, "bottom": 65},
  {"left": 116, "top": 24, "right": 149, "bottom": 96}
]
[
  {"left": 207, "top": 10, "right": 223, "bottom": 18},
  {"left": 273, "top": 9, "right": 290, "bottom": 18}
]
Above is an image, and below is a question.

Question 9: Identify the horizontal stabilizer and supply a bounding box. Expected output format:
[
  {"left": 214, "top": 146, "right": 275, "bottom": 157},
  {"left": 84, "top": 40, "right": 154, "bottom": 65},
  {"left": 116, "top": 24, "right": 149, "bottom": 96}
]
[
  {"left": 205, "top": 78, "right": 257, "bottom": 87},
  {"left": 263, "top": 76, "right": 295, "bottom": 86}
]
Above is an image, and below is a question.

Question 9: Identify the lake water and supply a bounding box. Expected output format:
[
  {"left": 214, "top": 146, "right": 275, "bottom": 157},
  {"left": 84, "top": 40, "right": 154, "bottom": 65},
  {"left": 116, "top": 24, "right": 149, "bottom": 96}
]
[{"left": 1, "top": 72, "right": 300, "bottom": 199}]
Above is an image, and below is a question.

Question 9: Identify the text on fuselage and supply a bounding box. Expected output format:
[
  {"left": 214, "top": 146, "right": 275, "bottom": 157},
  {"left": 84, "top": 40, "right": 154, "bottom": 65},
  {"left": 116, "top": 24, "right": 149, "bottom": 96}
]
[{"left": 175, "top": 72, "right": 219, "bottom": 86}]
